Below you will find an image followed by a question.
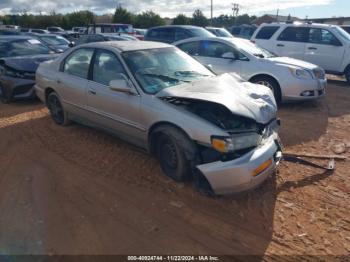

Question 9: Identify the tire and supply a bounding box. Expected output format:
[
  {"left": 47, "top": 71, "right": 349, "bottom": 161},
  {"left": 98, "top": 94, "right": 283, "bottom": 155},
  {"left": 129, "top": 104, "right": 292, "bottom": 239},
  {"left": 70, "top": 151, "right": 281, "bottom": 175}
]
[
  {"left": 0, "top": 84, "right": 11, "bottom": 104},
  {"left": 345, "top": 67, "right": 350, "bottom": 86},
  {"left": 251, "top": 76, "right": 282, "bottom": 104},
  {"left": 154, "top": 127, "right": 196, "bottom": 182},
  {"left": 47, "top": 92, "right": 70, "bottom": 126}
]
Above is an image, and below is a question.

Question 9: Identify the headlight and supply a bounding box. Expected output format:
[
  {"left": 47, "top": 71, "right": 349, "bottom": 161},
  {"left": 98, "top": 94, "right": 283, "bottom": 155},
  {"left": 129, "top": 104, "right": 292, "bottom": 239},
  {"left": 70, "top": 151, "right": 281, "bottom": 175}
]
[
  {"left": 211, "top": 133, "right": 262, "bottom": 153},
  {"left": 289, "top": 67, "right": 313, "bottom": 80}
]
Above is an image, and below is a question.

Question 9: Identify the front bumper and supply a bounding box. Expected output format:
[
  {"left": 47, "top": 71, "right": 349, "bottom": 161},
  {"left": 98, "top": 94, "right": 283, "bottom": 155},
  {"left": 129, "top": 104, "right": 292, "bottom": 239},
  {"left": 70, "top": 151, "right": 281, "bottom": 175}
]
[
  {"left": 0, "top": 75, "right": 36, "bottom": 100},
  {"left": 282, "top": 77, "right": 327, "bottom": 101},
  {"left": 197, "top": 136, "right": 281, "bottom": 195}
]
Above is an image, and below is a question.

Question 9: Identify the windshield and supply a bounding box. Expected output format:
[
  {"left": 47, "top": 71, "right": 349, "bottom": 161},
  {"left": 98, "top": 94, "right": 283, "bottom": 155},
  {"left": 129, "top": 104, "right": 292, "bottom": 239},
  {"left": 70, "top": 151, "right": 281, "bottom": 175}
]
[
  {"left": 39, "top": 35, "right": 70, "bottom": 45},
  {"left": 190, "top": 28, "right": 215, "bottom": 37},
  {"left": 122, "top": 47, "right": 214, "bottom": 94},
  {"left": 0, "top": 39, "right": 52, "bottom": 57},
  {"left": 334, "top": 26, "right": 350, "bottom": 41},
  {"left": 214, "top": 28, "right": 232, "bottom": 37},
  {"left": 234, "top": 39, "right": 275, "bottom": 58}
]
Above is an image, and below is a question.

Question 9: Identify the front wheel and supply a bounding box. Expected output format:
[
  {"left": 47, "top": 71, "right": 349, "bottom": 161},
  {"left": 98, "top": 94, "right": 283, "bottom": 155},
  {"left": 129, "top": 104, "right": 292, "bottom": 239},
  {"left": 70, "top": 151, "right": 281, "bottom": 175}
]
[
  {"left": 0, "top": 84, "right": 11, "bottom": 104},
  {"left": 251, "top": 76, "right": 282, "bottom": 104},
  {"left": 154, "top": 128, "right": 195, "bottom": 182},
  {"left": 345, "top": 67, "right": 350, "bottom": 86},
  {"left": 47, "top": 92, "right": 70, "bottom": 126}
]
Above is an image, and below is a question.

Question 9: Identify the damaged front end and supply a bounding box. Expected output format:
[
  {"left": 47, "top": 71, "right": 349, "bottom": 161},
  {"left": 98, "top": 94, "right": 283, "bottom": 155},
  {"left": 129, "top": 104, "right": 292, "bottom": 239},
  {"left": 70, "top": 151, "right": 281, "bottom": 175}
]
[{"left": 160, "top": 96, "right": 280, "bottom": 165}]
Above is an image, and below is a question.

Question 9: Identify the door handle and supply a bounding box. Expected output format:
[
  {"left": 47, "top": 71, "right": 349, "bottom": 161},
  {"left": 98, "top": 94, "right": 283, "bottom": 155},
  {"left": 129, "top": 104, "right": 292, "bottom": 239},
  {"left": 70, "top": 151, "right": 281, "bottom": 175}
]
[
  {"left": 56, "top": 79, "right": 61, "bottom": 84},
  {"left": 277, "top": 44, "right": 284, "bottom": 47},
  {"left": 88, "top": 89, "right": 96, "bottom": 95},
  {"left": 308, "top": 47, "right": 317, "bottom": 50}
]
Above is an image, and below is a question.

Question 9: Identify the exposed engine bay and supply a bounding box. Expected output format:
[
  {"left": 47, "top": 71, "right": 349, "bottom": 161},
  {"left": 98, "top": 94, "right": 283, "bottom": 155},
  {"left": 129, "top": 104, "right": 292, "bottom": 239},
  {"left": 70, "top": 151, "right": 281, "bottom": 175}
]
[{"left": 161, "top": 97, "right": 262, "bottom": 133}]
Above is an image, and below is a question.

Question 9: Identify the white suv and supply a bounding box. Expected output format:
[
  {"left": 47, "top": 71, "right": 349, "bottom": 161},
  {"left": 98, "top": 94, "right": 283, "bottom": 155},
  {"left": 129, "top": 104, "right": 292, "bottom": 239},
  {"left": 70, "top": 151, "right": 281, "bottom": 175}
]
[{"left": 251, "top": 22, "right": 350, "bottom": 84}]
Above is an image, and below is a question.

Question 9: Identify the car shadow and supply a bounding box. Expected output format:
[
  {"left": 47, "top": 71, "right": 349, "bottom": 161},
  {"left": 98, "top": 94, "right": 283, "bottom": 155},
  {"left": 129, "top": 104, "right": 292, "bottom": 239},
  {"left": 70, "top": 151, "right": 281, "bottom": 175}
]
[{"left": 0, "top": 99, "right": 43, "bottom": 118}]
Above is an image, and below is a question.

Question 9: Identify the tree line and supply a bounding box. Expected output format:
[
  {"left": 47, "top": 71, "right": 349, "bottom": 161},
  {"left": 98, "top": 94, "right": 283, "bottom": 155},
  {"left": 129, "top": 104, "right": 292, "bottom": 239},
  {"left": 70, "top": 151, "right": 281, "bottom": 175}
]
[{"left": 0, "top": 6, "right": 257, "bottom": 30}]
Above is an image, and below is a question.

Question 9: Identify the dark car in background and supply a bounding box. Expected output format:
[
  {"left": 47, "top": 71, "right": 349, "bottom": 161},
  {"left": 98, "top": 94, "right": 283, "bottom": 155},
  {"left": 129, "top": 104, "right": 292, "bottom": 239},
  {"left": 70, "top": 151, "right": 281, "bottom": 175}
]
[
  {"left": 0, "top": 29, "right": 21, "bottom": 36},
  {"left": 0, "top": 36, "right": 58, "bottom": 103},
  {"left": 230, "top": 24, "right": 257, "bottom": 39},
  {"left": 29, "top": 33, "right": 73, "bottom": 52},
  {"left": 205, "top": 27, "right": 233, "bottom": 37},
  {"left": 341, "top": 25, "right": 350, "bottom": 35},
  {"left": 144, "top": 25, "right": 215, "bottom": 43}
]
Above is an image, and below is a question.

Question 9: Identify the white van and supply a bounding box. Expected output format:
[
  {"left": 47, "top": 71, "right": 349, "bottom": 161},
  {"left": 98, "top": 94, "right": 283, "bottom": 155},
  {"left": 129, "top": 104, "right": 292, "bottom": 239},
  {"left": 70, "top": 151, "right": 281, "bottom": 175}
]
[{"left": 251, "top": 22, "right": 350, "bottom": 84}]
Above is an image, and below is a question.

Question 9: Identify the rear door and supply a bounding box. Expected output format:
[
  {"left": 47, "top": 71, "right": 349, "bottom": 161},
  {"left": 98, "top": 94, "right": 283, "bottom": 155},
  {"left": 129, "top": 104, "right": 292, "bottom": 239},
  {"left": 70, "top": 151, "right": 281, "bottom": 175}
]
[
  {"left": 86, "top": 49, "right": 143, "bottom": 139},
  {"left": 304, "top": 27, "right": 345, "bottom": 72},
  {"left": 252, "top": 26, "right": 280, "bottom": 51},
  {"left": 275, "top": 26, "right": 309, "bottom": 60},
  {"left": 58, "top": 48, "right": 94, "bottom": 116}
]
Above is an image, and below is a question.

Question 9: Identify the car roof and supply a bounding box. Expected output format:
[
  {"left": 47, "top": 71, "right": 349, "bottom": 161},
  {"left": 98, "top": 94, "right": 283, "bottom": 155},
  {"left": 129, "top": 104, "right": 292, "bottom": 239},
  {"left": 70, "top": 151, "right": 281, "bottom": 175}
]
[
  {"left": 149, "top": 25, "right": 204, "bottom": 30},
  {"left": 0, "top": 35, "right": 33, "bottom": 41},
  {"left": 259, "top": 22, "right": 339, "bottom": 28},
  {"left": 206, "top": 27, "right": 226, "bottom": 30},
  {"left": 174, "top": 36, "right": 243, "bottom": 45},
  {"left": 82, "top": 41, "right": 172, "bottom": 52}
]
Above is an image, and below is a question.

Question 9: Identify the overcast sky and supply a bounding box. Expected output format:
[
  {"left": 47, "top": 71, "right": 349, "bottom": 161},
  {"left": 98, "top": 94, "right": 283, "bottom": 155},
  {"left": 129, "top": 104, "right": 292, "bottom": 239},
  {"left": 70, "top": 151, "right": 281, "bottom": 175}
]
[{"left": 0, "top": 0, "right": 348, "bottom": 18}]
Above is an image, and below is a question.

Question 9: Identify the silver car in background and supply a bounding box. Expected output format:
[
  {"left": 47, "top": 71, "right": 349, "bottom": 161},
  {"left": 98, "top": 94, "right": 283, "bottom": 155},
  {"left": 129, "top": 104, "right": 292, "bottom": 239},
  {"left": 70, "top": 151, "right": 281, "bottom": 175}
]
[
  {"left": 175, "top": 37, "right": 327, "bottom": 103},
  {"left": 35, "top": 41, "right": 282, "bottom": 195}
]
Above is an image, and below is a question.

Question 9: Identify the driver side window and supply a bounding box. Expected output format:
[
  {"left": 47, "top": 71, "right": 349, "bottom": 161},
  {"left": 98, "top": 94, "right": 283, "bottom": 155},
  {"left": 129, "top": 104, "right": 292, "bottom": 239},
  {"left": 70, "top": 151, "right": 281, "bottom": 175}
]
[
  {"left": 199, "top": 41, "right": 234, "bottom": 58},
  {"left": 92, "top": 50, "right": 127, "bottom": 86}
]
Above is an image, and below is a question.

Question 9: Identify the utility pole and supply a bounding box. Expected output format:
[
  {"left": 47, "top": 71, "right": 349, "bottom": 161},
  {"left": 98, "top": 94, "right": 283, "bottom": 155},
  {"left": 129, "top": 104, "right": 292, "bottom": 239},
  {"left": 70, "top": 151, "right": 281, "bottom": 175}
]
[
  {"left": 232, "top": 3, "right": 239, "bottom": 17},
  {"left": 276, "top": 8, "right": 279, "bottom": 22},
  {"left": 232, "top": 3, "right": 239, "bottom": 25},
  {"left": 211, "top": 0, "right": 213, "bottom": 25}
]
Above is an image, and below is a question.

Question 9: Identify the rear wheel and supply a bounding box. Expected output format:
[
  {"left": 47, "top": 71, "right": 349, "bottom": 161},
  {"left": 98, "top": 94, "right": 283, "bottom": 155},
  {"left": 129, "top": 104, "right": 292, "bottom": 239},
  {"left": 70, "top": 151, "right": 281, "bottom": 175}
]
[
  {"left": 251, "top": 76, "right": 282, "bottom": 103},
  {"left": 47, "top": 92, "right": 70, "bottom": 126}
]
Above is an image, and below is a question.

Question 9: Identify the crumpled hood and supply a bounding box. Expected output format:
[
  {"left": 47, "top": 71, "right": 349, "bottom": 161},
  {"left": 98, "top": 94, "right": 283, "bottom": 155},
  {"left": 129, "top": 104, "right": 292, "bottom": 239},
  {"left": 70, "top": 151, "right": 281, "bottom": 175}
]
[
  {"left": 1, "top": 54, "right": 59, "bottom": 72},
  {"left": 156, "top": 73, "right": 277, "bottom": 124},
  {"left": 264, "top": 56, "right": 318, "bottom": 69}
]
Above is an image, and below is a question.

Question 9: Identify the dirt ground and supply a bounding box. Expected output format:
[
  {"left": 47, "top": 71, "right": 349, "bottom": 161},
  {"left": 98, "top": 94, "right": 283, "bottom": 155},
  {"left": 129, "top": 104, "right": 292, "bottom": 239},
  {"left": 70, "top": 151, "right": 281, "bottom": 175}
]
[{"left": 0, "top": 80, "right": 349, "bottom": 257}]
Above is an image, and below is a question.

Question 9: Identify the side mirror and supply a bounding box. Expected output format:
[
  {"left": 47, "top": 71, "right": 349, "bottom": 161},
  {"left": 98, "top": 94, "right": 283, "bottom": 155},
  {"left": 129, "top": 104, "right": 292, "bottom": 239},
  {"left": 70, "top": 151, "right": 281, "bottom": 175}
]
[
  {"left": 68, "top": 42, "right": 75, "bottom": 48},
  {"left": 109, "top": 74, "right": 136, "bottom": 95},
  {"left": 205, "top": 64, "right": 213, "bottom": 70},
  {"left": 221, "top": 52, "right": 236, "bottom": 60}
]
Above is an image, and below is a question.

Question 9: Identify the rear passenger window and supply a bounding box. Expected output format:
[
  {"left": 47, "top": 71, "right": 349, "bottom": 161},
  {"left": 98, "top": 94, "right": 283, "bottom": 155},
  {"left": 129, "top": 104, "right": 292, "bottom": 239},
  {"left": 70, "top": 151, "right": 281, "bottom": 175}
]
[
  {"left": 63, "top": 48, "right": 94, "bottom": 79},
  {"left": 92, "top": 50, "right": 126, "bottom": 86},
  {"left": 177, "top": 41, "right": 200, "bottom": 56},
  {"left": 256, "top": 26, "right": 280, "bottom": 39},
  {"left": 309, "top": 28, "right": 341, "bottom": 45},
  {"left": 277, "top": 27, "right": 309, "bottom": 42}
]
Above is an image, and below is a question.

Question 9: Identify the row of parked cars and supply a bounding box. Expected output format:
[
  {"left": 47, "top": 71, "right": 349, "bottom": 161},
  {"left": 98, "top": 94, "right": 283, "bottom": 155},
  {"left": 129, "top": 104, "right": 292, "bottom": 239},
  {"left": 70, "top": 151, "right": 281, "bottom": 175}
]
[{"left": 1, "top": 21, "right": 348, "bottom": 195}]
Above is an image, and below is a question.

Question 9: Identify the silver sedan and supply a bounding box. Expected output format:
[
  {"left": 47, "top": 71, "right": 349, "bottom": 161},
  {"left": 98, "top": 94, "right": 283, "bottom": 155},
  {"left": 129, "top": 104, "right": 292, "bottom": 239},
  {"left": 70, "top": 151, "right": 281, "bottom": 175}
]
[{"left": 35, "top": 41, "right": 282, "bottom": 195}]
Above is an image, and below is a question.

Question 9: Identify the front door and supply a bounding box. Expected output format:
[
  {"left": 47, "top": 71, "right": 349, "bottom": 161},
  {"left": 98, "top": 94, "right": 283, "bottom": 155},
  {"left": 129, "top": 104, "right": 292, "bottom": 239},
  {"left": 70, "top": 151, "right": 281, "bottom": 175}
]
[
  {"left": 86, "top": 49, "right": 143, "bottom": 141},
  {"left": 196, "top": 40, "right": 242, "bottom": 75}
]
